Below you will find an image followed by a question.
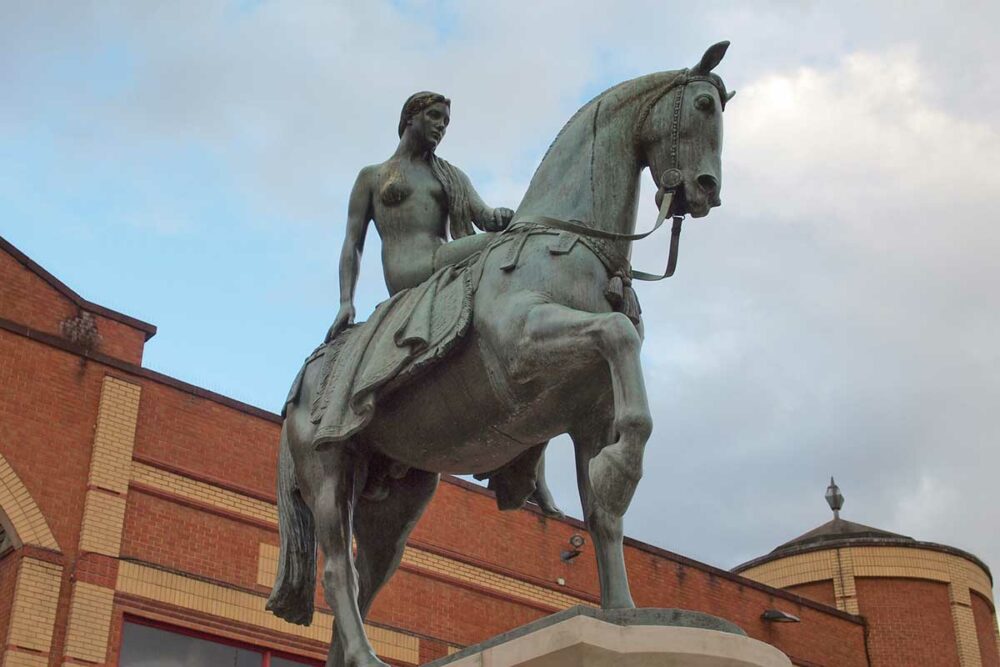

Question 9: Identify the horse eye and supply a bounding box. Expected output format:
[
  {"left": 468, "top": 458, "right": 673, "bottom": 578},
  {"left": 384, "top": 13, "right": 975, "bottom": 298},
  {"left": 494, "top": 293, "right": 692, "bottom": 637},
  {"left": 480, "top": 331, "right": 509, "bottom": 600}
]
[{"left": 694, "top": 95, "right": 714, "bottom": 112}]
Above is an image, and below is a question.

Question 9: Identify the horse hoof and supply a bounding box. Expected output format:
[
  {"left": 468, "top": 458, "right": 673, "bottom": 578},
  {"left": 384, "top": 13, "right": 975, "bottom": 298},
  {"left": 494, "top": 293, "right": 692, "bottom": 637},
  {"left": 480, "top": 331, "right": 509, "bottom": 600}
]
[
  {"left": 588, "top": 446, "right": 641, "bottom": 516},
  {"left": 529, "top": 490, "right": 565, "bottom": 518}
]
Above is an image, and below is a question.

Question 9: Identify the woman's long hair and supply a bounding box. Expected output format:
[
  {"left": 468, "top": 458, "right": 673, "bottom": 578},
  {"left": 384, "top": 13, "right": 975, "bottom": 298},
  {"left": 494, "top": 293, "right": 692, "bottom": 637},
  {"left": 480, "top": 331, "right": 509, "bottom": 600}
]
[{"left": 398, "top": 91, "right": 475, "bottom": 239}]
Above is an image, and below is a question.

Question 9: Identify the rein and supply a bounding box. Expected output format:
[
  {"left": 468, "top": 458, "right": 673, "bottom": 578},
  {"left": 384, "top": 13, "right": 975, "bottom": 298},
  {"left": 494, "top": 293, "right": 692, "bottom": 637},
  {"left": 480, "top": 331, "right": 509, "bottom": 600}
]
[
  {"left": 517, "top": 190, "right": 682, "bottom": 281},
  {"left": 515, "top": 71, "right": 716, "bottom": 282}
]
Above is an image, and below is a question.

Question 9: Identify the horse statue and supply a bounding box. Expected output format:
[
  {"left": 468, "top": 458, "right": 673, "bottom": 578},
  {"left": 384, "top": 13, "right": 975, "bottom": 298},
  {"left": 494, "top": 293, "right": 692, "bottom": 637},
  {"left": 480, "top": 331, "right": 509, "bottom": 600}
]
[{"left": 268, "top": 42, "right": 734, "bottom": 667}]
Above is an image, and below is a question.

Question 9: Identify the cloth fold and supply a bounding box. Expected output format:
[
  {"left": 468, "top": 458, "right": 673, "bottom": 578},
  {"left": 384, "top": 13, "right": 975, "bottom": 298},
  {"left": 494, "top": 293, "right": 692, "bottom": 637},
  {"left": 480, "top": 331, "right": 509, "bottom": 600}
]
[{"left": 311, "top": 260, "right": 475, "bottom": 449}]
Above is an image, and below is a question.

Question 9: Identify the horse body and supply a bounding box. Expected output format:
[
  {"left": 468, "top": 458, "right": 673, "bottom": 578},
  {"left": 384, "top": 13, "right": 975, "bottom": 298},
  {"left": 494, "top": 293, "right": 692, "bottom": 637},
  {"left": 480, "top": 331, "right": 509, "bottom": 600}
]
[{"left": 269, "top": 43, "right": 733, "bottom": 667}]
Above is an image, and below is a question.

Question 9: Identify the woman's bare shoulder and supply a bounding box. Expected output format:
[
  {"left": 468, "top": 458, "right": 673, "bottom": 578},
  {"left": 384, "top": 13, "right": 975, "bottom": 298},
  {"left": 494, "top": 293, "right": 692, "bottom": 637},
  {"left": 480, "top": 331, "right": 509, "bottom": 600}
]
[{"left": 356, "top": 163, "right": 384, "bottom": 183}]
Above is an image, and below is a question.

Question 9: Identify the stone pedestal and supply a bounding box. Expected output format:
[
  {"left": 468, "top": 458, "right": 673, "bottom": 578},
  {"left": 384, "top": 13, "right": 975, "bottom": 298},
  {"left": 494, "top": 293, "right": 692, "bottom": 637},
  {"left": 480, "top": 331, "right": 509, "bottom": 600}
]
[{"left": 424, "top": 607, "right": 791, "bottom": 667}]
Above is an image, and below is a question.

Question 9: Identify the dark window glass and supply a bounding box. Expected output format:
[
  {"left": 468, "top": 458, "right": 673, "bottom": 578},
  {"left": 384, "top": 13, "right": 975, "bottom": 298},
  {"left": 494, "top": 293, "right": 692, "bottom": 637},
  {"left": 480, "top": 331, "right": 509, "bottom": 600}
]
[
  {"left": 271, "top": 657, "right": 317, "bottom": 667},
  {"left": 119, "top": 622, "right": 262, "bottom": 667}
]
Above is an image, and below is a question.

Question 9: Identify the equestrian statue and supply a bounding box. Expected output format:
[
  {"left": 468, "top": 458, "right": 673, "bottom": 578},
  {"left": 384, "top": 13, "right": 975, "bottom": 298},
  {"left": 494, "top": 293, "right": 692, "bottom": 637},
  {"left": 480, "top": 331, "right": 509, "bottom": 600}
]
[{"left": 268, "top": 42, "right": 734, "bottom": 667}]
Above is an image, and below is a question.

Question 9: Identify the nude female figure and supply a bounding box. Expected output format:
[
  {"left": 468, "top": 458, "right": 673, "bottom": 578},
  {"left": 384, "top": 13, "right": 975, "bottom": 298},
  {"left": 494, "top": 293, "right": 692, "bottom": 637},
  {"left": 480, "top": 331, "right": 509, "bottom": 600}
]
[{"left": 325, "top": 91, "right": 562, "bottom": 516}]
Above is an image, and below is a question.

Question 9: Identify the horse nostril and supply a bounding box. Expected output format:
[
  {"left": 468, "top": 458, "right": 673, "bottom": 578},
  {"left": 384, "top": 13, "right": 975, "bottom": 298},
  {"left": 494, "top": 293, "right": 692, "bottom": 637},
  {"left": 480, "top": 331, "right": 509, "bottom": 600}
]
[{"left": 697, "top": 174, "right": 718, "bottom": 193}]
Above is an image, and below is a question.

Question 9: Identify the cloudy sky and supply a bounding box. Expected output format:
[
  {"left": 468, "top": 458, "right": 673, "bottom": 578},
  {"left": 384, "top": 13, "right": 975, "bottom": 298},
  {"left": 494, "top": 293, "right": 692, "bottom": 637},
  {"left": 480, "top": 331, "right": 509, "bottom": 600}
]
[{"left": 4, "top": 1, "right": 999, "bottom": 575}]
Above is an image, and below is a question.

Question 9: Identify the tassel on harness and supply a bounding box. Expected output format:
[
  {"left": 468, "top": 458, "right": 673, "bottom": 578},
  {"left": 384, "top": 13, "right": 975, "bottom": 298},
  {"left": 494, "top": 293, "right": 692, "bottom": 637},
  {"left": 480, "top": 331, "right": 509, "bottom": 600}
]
[{"left": 604, "top": 269, "right": 643, "bottom": 326}]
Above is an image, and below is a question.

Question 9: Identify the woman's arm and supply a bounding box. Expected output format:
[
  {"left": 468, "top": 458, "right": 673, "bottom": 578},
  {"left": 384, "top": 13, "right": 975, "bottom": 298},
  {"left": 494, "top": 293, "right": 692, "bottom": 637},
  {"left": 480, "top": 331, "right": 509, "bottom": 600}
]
[
  {"left": 326, "top": 167, "right": 374, "bottom": 342},
  {"left": 457, "top": 166, "right": 513, "bottom": 232}
]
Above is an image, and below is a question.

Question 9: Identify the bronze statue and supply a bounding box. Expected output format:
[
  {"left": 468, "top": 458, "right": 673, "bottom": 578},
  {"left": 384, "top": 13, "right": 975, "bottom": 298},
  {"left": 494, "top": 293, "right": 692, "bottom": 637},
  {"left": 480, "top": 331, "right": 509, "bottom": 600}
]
[
  {"left": 325, "top": 90, "right": 563, "bottom": 517},
  {"left": 269, "top": 42, "right": 734, "bottom": 667}
]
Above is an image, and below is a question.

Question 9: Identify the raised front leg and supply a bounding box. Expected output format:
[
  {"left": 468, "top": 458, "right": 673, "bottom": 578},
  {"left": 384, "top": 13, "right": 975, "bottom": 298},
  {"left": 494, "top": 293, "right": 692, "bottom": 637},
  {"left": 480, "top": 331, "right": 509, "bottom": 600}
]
[
  {"left": 312, "top": 450, "right": 387, "bottom": 667},
  {"left": 514, "top": 303, "right": 652, "bottom": 516}
]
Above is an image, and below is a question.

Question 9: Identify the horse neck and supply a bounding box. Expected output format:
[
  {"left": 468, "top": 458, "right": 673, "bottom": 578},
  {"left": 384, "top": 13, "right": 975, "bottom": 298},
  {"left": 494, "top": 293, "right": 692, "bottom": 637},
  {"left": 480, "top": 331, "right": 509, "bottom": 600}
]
[{"left": 516, "top": 92, "right": 644, "bottom": 255}]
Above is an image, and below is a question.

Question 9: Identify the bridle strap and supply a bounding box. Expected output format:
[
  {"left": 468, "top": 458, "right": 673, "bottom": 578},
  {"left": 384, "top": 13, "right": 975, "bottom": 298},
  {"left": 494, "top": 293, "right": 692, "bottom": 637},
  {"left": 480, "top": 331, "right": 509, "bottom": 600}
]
[
  {"left": 516, "top": 191, "right": 683, "bottom": 281},
  {"left": 511, "top": 73, "right": 709, "bottom": 282}
]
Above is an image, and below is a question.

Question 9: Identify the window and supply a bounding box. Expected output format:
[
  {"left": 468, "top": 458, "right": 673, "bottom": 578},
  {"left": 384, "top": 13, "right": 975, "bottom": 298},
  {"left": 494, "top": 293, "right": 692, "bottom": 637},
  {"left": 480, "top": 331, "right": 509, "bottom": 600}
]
[
  {"left": 270, "top": 658, "right": 315, "bottom": 667},
  {"left": 120, "top": 620, "right": 319, "bottom": 667},
  {"left": 0, "top": 526, "right": 13, "bottom": 558}
]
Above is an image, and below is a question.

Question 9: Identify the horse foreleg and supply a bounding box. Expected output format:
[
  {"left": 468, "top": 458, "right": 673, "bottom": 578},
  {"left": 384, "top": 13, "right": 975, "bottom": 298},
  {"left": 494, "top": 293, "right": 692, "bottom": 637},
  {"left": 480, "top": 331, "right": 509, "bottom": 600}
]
[
  {"left": 571, "top": 414, "right": 635, "bottom": 609},
  {"left": 516, "top": 304, "right": 652, "bottom": 516},
  {"left": 312, "top": 450, "right": 386, "bottom": 667},
  {"left": 354, "top": 467, "right": 439, "bottom": 619}
]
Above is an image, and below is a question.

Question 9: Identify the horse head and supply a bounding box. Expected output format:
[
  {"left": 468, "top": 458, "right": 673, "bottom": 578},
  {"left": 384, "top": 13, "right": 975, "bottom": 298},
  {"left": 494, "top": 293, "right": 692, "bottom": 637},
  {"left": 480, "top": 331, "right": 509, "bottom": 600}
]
[{"left": 639, "top": 41, "right": 734, "bottom": 219}]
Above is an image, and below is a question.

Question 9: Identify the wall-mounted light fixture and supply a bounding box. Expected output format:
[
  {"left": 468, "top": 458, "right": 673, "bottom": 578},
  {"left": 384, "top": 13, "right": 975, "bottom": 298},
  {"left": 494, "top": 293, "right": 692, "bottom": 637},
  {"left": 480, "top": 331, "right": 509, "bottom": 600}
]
[
  {"left": 560, "top": 534, "right": 586, "bottom": 563},
  {"left": 761, "top": 609, "right": 800, "bottom": 623}
]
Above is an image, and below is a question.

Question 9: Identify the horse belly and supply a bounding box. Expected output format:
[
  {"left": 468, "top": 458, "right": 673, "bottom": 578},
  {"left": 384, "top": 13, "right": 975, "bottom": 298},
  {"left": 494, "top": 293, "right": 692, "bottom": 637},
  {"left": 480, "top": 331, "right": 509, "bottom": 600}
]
[{"left": 361, "top": 333, "right": 536, "bottom": 474}]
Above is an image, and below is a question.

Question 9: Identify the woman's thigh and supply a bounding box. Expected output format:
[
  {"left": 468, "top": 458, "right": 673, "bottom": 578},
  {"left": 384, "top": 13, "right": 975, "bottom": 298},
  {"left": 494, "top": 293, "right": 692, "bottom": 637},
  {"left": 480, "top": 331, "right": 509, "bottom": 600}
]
[{"left": 433, "top": 232, "right": 495, "bottom": 270}]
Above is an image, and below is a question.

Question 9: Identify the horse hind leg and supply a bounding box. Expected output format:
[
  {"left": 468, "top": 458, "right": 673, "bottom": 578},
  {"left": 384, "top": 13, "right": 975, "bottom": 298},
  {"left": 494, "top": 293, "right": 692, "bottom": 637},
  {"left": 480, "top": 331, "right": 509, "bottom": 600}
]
[
  {"left": 514, "top": 303, "right": 652, "bottom": 516},
  {"left": 310, "top": 448, "right": 387, "bottom": 667}
]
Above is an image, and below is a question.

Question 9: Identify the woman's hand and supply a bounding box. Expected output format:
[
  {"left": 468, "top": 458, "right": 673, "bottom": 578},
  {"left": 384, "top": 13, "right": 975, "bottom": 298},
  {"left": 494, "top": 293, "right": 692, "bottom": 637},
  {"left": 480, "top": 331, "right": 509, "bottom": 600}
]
[
  {"left": 325, "top": 303, "right": 356, "bottom": 343},
  {"left": 488, "top": 207, "right": 514, "bottom": 232}
]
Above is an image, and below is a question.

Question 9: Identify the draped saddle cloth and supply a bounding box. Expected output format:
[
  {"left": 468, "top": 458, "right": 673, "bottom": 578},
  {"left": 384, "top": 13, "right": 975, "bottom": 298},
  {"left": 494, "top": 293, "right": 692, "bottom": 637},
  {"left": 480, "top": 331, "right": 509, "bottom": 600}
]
[
  {"left": 298, "top": 256, "right": 478, "bottom": 450},
  {"left": 286, "top": 224, "right": 641, "bottom": 455}
]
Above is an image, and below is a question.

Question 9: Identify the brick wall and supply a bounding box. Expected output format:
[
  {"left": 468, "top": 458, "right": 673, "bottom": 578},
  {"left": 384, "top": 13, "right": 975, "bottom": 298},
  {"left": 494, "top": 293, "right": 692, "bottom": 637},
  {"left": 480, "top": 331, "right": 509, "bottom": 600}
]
[
  {"left": 786, "top": 580, "right": 837, "bottom": 608},
  {"left": 856, "top": 577, "right": 959, "bottom": 667},
  {"left": 0, "top": 249, "right": 76, "bottom": 341},
  {"left": 131, "top": 378, "right": 279, "bottom": 497},
  {"left": 0, "top": 330, "right": 99, "bottom": 553},
  {"left": 0, "top": 242, "right": 149, "bottom": 365},
  {"left": 972, "top": 591, "right": 1000, "bottom": 667}
]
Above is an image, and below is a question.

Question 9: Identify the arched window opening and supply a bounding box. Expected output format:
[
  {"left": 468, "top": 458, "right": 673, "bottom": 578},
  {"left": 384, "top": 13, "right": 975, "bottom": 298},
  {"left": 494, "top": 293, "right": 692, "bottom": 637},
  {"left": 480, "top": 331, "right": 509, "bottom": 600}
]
[{"left": 0, "top": 525, "right": 12, "bottom": 558}]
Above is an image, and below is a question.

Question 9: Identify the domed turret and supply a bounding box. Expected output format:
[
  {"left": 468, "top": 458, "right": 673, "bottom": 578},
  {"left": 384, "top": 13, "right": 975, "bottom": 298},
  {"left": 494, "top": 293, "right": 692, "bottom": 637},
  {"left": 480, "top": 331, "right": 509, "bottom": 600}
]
[{"left": 733, "top": 479, "right": 998, "bottom": 666}]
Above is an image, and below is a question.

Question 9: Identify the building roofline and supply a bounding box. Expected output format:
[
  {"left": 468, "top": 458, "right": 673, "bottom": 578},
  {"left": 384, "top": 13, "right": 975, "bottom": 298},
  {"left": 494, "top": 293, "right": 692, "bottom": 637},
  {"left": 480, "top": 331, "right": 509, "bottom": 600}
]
[
  {"left": 441, "top": 476, "right": 866, "bottom": 625},
  {"left": 732, "top": 537, "right": 993, "bottom": 584},
  {"left": 1, "top": 235, "right": 157, "bottom": 340},
  {"left": 0, "top": 316, "right": 276, "bottom": 423}
]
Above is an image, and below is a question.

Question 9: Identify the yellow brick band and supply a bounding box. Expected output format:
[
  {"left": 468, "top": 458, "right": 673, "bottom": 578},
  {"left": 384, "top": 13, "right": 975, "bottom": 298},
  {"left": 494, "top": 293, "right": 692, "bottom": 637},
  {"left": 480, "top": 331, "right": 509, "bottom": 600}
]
[
  {"left": 0, "top": 454, "right": 58, "bottom": 551},
  {"left": 132, "top": 462, "right": 277, "bottom": 524},
  {"left": 950, "top": 595, "right": 981, "bottom": 667},
  {"left": 740, "top": 546, "right": 993, "bottom": 602},
  {"left": 63, "top": 582, "right": 115, "bottom": 663},
  {"left": 88, "top": 377, "right": 141, "bottom": 494},
  {"left": 77, "top": 376, "right": 141, "bottom": 561},
  {"left": 258, "top": 543, "right": 279, "bottom": 588},
  {"left": 6, "top": 558, "right": 62, "bottom": 653},
  {"left": 2, "top": 650, "right": 49, "bottom": 667},
  {"left": 116, "top": 562, "right": 418, "bottom": 664},
  {"left": 831, "top": 548, "right": 859, "bottom": 614},
  {"left": 401, "top": 547, "right": 592, "bottom": 610},
  {"left": 78, "top": 491, "right": 126, "bottom": 556}
]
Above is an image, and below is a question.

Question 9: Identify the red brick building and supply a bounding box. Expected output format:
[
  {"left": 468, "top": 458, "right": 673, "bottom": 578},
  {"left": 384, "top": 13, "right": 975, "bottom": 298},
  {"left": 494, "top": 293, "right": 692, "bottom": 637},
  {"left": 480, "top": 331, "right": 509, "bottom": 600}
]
[{"left": 0, "top": 234, "right": 992, "bottom": 666}]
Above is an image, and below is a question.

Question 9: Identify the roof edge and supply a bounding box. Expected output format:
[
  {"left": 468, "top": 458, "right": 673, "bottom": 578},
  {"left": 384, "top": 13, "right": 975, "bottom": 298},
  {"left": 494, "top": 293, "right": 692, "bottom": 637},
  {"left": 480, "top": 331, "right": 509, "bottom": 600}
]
[
  {"left": 1, "top": 235, "right": 157, "bottom": 340},
  {"left": 732, "top": 538, "right": 992, "bottom": 585},
  {"left": 441, "top": 476, "right": 865, "bottom": 625}
]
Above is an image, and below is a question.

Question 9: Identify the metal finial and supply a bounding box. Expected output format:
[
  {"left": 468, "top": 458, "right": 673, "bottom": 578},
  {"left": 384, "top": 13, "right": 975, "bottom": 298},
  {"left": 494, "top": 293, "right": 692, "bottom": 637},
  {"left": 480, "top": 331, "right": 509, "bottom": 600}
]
[{"left": 825, "top": 477, "right": 844, "bottom": 518}]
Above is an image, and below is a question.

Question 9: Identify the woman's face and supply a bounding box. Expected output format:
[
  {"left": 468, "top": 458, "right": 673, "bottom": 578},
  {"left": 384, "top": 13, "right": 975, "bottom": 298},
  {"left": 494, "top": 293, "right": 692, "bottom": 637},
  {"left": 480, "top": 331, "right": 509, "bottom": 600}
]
[{"left": 410, "top": 101, "right": 450, "bottom": 148}]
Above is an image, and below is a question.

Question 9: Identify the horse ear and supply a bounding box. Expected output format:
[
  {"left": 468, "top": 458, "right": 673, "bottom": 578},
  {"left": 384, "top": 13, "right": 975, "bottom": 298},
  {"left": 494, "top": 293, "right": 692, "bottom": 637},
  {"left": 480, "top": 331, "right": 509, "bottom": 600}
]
[
  {"left": 725, "top": 90, "right": 736, "bottom": 102},
  {"left": 692, "top": 41, "right": 730, "bottom": 75}
]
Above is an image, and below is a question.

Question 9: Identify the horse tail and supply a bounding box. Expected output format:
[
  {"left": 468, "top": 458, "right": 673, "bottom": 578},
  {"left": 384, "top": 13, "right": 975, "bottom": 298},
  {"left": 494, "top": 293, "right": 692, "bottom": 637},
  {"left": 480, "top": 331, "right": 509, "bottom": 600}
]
[{"left": 266, "top": 422, "right": 316, "bottom": 625}]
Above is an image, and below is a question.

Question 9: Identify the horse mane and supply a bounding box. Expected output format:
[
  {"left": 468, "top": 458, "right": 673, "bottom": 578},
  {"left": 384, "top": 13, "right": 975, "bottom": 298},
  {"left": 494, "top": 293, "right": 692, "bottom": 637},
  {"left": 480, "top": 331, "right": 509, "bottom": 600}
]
[{"left": 535, "top": 69, "right": 688, "bottom": 168}]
